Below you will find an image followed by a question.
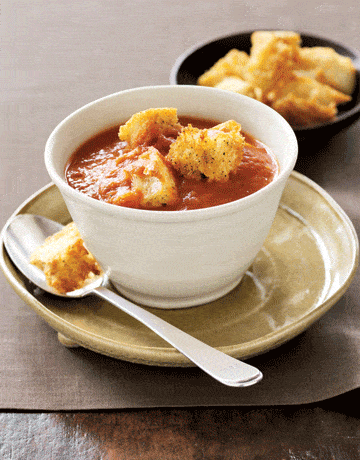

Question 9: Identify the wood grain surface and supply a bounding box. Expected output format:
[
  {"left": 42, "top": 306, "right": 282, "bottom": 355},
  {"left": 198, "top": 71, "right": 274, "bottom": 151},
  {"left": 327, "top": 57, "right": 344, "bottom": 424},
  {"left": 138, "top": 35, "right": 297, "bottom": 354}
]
[{"left": 1, "top": 391, "right": 360, "bottom": 459}]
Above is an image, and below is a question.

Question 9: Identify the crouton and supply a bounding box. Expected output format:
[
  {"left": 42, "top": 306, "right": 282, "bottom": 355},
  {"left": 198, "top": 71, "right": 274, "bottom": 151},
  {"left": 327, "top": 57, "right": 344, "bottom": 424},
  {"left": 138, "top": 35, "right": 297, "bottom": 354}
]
[
  {"left": 272, "top": 93, "right": 338, "bottom": 126},
  {"left": 197, "top": 49, "right": 250, "bottom": 87},
  {"left": 269, "top": 74, "right": 351, "bottom": 106},
  {"left": 119, "top": 108, "right": 182, "bottom": 149},
  {"left": 98, "top": 146, "right": 178, "bottom": 208},
  {"left": 246, "top": 31, "right": 301, "bottom": 94},
  {"left": 250, "top": 30, "right": 302, "bottom": 50},
  {"left": 268, "top": 73, "right": 351, "bottom": 125},
  {"left": 196, "top": 30, "right": 356, "bottom": 127},
  {"left": 297, "top": 47, "right": 356, "bottom": 95},
  {"left": 214, "top": 76, "right": 261, "bottom": 100},
  {"left": 167, "top": 120, "right": 245, "bottom": 181},
  {"left": 30, "top": 222, "right": 102, "bottom": 294}
]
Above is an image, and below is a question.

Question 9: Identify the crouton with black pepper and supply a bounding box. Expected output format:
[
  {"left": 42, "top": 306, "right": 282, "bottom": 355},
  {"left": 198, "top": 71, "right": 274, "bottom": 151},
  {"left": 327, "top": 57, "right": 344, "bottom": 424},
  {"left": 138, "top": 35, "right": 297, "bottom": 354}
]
[
  {"left": 167, "top": 120, "right": 245, "bottom": 181},
  {"left": 119, "top": 107, "right": 182, "bottom": 149}
]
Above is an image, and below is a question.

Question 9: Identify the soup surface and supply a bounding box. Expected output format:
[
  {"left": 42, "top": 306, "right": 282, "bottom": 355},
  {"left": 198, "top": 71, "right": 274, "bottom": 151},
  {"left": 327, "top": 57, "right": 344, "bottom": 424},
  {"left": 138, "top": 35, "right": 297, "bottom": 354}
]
[{"left": 65, "top": 116, "right": 278, "bottom": 211}]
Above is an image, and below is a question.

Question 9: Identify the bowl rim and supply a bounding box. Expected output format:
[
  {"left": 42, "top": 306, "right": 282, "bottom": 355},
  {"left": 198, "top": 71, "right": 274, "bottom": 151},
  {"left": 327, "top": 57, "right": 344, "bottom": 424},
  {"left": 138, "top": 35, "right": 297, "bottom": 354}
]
[
  {"left": 170, "top": 30, "right": 360, "bottom": 133},
  {"left": 45, "top": 84, "right": 298, "bottom": 222}
]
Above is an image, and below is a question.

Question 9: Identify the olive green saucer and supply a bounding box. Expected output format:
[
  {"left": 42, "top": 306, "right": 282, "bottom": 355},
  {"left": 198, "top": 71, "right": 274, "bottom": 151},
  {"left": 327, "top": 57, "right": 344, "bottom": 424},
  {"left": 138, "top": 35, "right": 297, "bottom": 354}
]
[{"left": 1, "top": 172, "right": 358, "bottom": 366}]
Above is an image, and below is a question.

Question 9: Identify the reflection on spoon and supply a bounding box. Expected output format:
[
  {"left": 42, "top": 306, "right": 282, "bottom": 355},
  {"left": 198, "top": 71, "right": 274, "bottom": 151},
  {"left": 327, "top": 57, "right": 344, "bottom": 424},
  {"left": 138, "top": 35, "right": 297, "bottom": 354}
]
[{"left": 3, "top": 214, "right": 262, "bottom": 388}]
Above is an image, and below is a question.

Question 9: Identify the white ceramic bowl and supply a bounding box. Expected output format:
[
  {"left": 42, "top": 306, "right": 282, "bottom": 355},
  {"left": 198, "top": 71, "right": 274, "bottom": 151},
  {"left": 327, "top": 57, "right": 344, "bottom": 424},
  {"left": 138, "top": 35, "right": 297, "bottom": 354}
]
[{"left": 45, "top": 85, "right": 298, "bottom": 308}]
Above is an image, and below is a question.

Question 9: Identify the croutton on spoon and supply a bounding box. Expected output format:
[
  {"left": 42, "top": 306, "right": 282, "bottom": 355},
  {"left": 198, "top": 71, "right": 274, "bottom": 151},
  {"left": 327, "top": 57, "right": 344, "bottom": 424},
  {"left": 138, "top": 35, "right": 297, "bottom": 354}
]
[{"left": 3, "top": 213, "right": 263, "bottom": 388}]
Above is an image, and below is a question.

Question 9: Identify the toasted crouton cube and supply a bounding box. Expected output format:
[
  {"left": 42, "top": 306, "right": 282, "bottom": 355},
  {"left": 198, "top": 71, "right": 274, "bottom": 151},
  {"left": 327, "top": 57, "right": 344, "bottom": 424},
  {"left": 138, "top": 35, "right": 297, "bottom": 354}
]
[
  {"left": 294, "top": 67, "right": 327, "bottom": 83},
  {"left": 269, "top": 74, "right": 351, "bottom": 106},
  {"left": 251, "top": 30, "right": 302, "bottom": 50},
  {"left": 30, "top": 222, "right": 102, "bottom": 294},
  {"left": 167, "top": 121, "right": 245, "bottom": 181},
  {"left": 197, "top": 49, "right": 250, "bottom": 87},
  {"left": 119, "top": 108, "right": 181, "bottom": 149},
  {"left": 297, "top": 47, "right": 356, "bottom": 95},
  {"left": 98, "top": 146, "right": 178, "bottom": 208},
  {"left": 272, "top": 93, "right": 337, "bottom": 126},
  {"left": 214, "top": 76, "right": 261, "bottom": 99},
  {"left": 196, "top": 30, "right": 355, "bottom": 128},
  {"left": 268, "top": 74, "right": 350, "bottom": 126},
  {"left": 246, "top": 31, "right": 301, "bottom": 93}
]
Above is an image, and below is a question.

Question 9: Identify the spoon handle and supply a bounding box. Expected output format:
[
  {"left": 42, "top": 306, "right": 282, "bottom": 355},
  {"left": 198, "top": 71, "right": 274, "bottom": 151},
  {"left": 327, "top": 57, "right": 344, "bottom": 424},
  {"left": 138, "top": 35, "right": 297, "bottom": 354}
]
[{"left": 93, "top": 286, "right": 262, "bottom": 387}]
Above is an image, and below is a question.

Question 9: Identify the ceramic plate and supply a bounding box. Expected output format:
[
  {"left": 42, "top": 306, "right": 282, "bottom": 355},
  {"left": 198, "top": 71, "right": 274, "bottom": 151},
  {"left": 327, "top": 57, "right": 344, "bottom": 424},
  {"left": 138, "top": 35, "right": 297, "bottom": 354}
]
[{"left": 1, "top": 172, "right": 358, "bottom": 366}]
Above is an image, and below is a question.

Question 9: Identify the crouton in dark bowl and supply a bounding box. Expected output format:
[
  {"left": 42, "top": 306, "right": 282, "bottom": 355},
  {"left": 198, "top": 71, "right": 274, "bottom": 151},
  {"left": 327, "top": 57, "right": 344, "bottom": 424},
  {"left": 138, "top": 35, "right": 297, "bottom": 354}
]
[{"left": 170, "top": 31, "right": 360, "bottom": 150}]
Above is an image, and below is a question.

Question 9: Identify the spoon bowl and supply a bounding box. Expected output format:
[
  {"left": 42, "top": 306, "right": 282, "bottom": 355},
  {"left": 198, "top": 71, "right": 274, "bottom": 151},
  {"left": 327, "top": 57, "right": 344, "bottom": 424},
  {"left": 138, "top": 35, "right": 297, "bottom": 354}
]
[{"left": 3, "top": 213, "right": 262, "bottom": 388}]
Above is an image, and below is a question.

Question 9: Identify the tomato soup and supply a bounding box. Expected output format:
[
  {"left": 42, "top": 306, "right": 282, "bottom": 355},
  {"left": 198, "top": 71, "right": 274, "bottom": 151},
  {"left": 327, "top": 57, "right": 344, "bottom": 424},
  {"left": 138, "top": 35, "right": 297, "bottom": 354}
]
[{"left": 65, "top": 117, "right": 278, "bottom": 211}]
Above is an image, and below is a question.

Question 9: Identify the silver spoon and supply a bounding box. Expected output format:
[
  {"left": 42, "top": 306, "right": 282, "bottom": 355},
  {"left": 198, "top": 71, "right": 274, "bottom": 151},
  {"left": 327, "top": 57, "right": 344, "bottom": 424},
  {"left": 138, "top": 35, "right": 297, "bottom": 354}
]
[{"left": 3, "top": 213, "right": 262, "bottom": 387}]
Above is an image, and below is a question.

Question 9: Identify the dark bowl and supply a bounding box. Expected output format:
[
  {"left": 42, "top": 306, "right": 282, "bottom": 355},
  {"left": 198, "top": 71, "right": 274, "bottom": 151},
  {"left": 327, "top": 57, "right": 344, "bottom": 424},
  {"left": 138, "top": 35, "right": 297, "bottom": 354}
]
[{"left": 170, "top": 31, "right": 360, "bottom": 152}]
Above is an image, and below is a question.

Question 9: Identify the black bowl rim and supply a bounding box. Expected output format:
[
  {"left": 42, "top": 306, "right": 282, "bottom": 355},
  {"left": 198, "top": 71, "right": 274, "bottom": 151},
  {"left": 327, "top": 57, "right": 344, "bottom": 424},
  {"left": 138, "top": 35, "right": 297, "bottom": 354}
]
[{"left": 170, "top": 30, "right": 360, "bottom": 134}]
